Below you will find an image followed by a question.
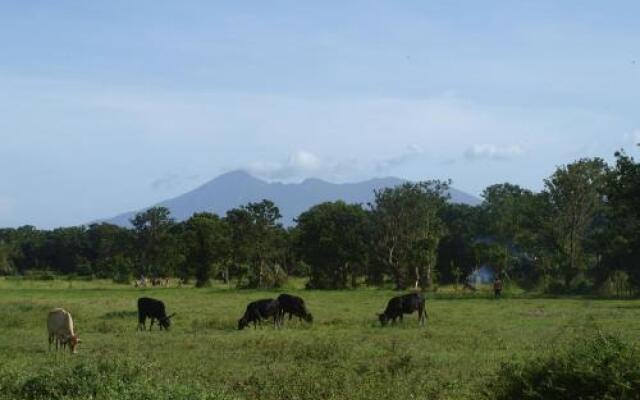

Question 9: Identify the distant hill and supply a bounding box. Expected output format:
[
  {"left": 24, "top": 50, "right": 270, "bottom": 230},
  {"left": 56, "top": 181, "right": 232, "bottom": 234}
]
[{"left": 102, "top": 170, "right": 481, "bottom": 227}]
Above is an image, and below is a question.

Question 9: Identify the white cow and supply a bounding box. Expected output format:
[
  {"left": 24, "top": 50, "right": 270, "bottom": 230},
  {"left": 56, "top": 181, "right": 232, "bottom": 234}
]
[{"left": 47, "top": 308, "right": 81, "bottom": 353}]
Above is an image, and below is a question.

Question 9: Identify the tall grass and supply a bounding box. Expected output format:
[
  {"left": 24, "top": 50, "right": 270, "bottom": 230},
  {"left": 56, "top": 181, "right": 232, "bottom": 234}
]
[{"left": 1, "top": 278, "right": 640, "bottom": 399}]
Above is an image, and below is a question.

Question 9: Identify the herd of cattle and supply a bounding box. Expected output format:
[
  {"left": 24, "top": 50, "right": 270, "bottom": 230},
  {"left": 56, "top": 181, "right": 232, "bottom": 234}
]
[{"left": 46, "top": 292, "right": 428, "bottom": 353}]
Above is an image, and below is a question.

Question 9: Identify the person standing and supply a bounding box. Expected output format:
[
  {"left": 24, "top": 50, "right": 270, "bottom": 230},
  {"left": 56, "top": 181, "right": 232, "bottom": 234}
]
[{"left": 493, "top": 276, "right": 503, "bottom": 298}]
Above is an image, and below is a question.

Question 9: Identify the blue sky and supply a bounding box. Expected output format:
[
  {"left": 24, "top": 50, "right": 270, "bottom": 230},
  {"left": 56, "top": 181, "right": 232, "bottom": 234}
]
[{"left": 0, "top": 1, "right": 638, "bottom": 228}]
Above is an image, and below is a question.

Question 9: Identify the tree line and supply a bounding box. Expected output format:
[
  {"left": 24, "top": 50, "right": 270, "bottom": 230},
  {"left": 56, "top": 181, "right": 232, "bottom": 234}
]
[{"left": 0, "top": 150, "right": 638, "bottom": 294}]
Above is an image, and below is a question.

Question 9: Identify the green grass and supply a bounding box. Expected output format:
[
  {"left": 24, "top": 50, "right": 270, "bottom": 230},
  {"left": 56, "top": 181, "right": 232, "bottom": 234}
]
[{"left": 2, "top": 277, "right": 640, "bottom": 399}]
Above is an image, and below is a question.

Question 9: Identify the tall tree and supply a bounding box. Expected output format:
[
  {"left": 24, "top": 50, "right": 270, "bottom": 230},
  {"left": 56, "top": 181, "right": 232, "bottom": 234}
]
[
  {"left": 225, "top": 200, "right": 286, "bottom": 288},
  {"left": 480, "top": 183, "right": 537, "bottom": 277},
  {"left": 437, "top": 203, "right": 482, "bottom": 284},
  {"left": 86, "top": 223, "right": 133, "bottom": 278},
  {"left": 602, "top": 150, "right": 640, "bottom": 289},
  {"left": 183, "top": 213, "right": 228, "bottom": 287},
  {"left": 130, "top": 207, "right": 176, "bottom": 276},
  {"left": 544, "top": 158, "right": 608, "bottom": 287},
  {"left": 296, "top": 201, "right": 370, "bottom": 289},
  {"left": 371, "top": 181, "right": 449, "bottom": 289}
]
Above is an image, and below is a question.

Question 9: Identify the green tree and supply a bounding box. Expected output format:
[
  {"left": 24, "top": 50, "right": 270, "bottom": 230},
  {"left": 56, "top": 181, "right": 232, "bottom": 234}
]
[
  {"left": 295, "top": 201, "right": 370, "bottom": 289},
  {"left": 130, "top": 207, "right": 176, "bottom": 276},
  {"left": 0, "top": 238, "right": 14, "bottom": 275},
  {"left": 480, "top": 184, "right": 535, "bottom": 276},
  {"left": 225, "top": 200, "right": 286, "bottom": 288},
  {"left": 183, "top": 213, "right": 228, "bottom": 287},
  {"left": 371, "top": 181, "right": 449, "bottom": 289},
  {"left": 437, "top": 203, "right": 482, "bottom": 284},
  {"left": 602, "top": 150, "right": 640, "bottom": 289},
  {"left": 544, "top": 158, "right": 608, "bottom": 287},
  {"left": 86, "top": 223, "right": 133, "bottom": 278},
  {"left": 41, "top": 226, "right": 90, "bottom": 275}
]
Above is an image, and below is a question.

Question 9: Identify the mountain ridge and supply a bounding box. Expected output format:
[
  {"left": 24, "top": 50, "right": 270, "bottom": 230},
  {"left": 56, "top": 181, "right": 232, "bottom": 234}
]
[{"left": 101, "top": 170, "right": 481, "bottom": 227}]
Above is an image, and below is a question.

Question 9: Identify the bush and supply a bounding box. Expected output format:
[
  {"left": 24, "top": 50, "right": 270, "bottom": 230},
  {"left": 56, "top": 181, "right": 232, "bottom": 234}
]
[
  {"left": 484, "top": 332, "right": 640, "bottom": 400},
  {"left": 599, "top": 270, "right": 634, "bottom": 298},
  {"left": 22, "top": 270, "right": 56, "bottom": 281},
  {"left": 0, "top": 359, "right": 231, "bottom": 400},
  {"left": 238, "top": 264, "right": 288, "bottom": 289}
]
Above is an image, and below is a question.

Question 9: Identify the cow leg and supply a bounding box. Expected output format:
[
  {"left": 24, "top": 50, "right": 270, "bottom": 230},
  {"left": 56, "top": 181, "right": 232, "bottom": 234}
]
[
  {"left": 138, "top": 315, "right": 146, "bottom": 331},
  {"left": 48, "top": 334, "right": 53, "bottom": 351},
  {"left": 149, "top": 318, "right": 155, "bottom": 331}
]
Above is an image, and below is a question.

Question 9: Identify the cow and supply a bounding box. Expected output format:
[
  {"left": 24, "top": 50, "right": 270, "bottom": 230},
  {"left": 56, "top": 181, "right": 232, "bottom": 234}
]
[
  {"left": 137, "top": 297, "right": 175, "bottom": 331},
  {"left": 277, "top": 293, "right": 313, "bottom": 324},
  {"left": 238, "top": 298, "right": 281, "bottom": 330},
  {"left": 47, "top": 308, "right": 81, "bottom": 353},
  {"left": 378, "top": 293, "right": 427, "bottom": 327}
]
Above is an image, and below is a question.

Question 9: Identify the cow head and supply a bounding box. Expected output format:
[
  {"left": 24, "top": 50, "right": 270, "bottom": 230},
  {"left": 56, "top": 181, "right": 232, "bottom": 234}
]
[
  {"left": 377, "top": 313, "right": 389, "bottom": 326},
  {"left": 303, "top": 313, "right": 314, "bottom": 323},
  {"left": 238, "top": 317, "right": 249, "bottom": 330},
  {"left": 69, "top": 335, "right": 81, "bottom": 353},
  {"left": 160, "top": 313, "right": 176, "bottom": 330}
]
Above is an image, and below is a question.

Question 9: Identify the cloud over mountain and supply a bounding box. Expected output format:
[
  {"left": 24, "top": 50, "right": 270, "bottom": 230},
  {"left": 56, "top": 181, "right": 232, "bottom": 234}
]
[{"left": 464, "top": 144, "right": 524, "bottom": 161}]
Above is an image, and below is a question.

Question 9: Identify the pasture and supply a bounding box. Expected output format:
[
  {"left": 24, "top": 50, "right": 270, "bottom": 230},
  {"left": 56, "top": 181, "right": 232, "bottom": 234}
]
[{"left": 1, "top": 278, "right": 640, "bottom": 400}]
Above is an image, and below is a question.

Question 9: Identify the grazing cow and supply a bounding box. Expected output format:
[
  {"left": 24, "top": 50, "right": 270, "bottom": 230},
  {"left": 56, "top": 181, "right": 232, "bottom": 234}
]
[
  {"left": 238, "top": 299, "right": 281, "bottom": 330},
  {"left": 137, "top": 297, "right": 175, "bottom": 331},
  {"left": 378, "top": 293, "right": 427, "bottom": 327},
  {"left": 277, "top": 293, "right": 313, "bottom": 324},
  {"left": 47, "top": 308, "right": 81, "bottom": 353}
]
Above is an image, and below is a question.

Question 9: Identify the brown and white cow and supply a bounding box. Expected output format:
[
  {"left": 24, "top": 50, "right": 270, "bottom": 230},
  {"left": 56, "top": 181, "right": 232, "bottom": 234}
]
[{"left": 47, "top": 308, "right": 81, "bottom": 353}]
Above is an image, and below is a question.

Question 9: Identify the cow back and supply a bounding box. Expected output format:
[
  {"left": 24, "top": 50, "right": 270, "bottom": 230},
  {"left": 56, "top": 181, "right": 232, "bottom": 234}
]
[
  {"left": 47, "top": 308, "right": 75, "bottom": 337},
  {"left": 138, "top": 297, "right": 167, "bottom": 319}
]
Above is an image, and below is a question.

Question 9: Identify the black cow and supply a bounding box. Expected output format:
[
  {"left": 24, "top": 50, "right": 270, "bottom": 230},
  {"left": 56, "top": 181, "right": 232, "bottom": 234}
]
[
  {"left": 277, "top": 293, "right": 313, "bottom": 324},
  {"left": 238, "top": 299, "right": 281, "bottom": 330},
  {"left": 137, "top": 297, "right": 175, "bottom": 331},
  {"left": 378, "top": 293, "right": 427, "bottom": 327}
]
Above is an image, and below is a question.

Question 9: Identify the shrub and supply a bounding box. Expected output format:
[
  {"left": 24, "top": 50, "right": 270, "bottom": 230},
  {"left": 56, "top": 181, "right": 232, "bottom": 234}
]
[
  {"left": 0, "top": 359, "right": 231, "bottom": 400},
  {"left": 238, "top": 264, "right": 288, "bottom": 289},
  {"left": 22, "top": 270, "right": 55, "bottom": 281},
  {"left": 484, "top": 332, "right": 640, "bottom": 400}
]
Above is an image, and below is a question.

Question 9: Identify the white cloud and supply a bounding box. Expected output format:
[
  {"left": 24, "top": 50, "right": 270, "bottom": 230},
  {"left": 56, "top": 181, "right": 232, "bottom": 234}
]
[
  {"left": 248, "top": 145, "right": 427, "bottom": 182},
  {"left": 374, "top": 144, "right": 424, "bottom": 173},
  {"left": 464, "top": 144, "right": 524, "bottom": 161},
  {"left": 248, "top": 150, "right": 325, "bottom": 180}
]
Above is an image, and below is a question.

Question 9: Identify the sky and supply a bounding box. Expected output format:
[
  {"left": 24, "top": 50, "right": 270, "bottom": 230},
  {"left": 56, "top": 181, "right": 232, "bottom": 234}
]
[{"left": 0, "top": 1, "right": 639, "bottom": 228}]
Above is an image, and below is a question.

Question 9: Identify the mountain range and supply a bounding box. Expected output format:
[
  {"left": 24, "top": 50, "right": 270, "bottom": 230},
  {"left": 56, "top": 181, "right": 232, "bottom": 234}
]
[{"left": 103, "top": 170, "right": 481, "bottom": 227}]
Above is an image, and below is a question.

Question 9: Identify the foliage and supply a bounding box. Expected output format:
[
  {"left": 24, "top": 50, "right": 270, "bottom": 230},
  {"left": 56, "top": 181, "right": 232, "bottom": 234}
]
[
  {"left": 130, "top": 207, "right": 178, "bottom": 276},
  {"left": 544, "top": 158, "right": 608, "bottom": 287},
  {"left": 485, "top": 332, "right": 640, "bottom": 400},
  {"left": 371, "top": 181, "right": 449, "bottom": 289},
  {"left": 225, "top": 200, "right": 287, "bottom": 288},
  {"left": 296, "top": 201, "right": 370, "bottom": 289},
  {"left": 0, "top": 359, "right": 230, "bottom": 400},
  {"left": 0, "top": 149, "right": 639, "bottom": 293},
  {"left": 183, "top": 213, "right": 228, "bottom": 287}
]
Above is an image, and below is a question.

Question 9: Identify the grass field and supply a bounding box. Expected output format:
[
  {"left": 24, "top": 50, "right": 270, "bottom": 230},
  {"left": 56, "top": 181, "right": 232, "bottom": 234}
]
[{"left": 2, "top": 278, "right": 640, "bottom": 399}]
